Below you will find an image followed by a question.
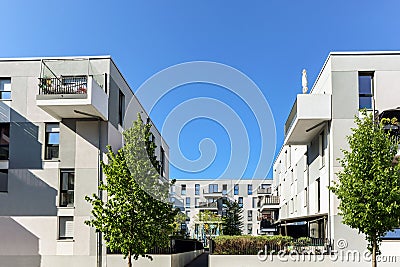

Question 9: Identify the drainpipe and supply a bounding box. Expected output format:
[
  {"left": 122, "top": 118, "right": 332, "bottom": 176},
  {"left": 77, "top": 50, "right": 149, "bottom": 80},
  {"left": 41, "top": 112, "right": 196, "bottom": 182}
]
[
  {"left": 74, "top": 110, "right": 103, "bottom": 267},
  {"left": 327, "top": 121, "right": 332, "bottom": 252}
]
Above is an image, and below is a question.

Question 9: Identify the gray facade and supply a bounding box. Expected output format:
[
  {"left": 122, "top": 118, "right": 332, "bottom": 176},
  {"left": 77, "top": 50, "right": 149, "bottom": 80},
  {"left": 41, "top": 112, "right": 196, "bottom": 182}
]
[{"left": 0, "top": 56, "right": 169, "bottom": 267}]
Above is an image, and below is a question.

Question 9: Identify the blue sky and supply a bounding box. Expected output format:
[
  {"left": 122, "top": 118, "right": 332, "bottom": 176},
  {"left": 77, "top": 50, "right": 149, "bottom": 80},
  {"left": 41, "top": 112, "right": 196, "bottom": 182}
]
[{"left": 1, "top": 1, "right": 400, "bottom": 179}]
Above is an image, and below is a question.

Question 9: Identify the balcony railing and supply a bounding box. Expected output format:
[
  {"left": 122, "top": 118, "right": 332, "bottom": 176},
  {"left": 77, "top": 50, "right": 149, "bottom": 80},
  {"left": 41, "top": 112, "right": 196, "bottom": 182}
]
[
  {"left": 257, "top": 187, "right": 272, "bottom": 194},
  {"left": 258, "top": 195, "right": 280, "bottom": 207},
  {"left": 38, "top": 76, "right": 88, "bottom": 95}
]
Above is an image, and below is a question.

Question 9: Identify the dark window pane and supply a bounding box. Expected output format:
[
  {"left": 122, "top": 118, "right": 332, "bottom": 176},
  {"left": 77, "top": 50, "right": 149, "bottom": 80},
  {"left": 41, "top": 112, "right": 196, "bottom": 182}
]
[
  {"left": 359, "top": 96, "right": 372, "bottom": 109},
  {"left": 0, "top": 170, "right": 8, "bottom": 192},
  {"left": 359, "top": 75, "right": 372, "bottom": 94},
  {"left": 60, "top": 170, "right": 74, "bottom": 207}
]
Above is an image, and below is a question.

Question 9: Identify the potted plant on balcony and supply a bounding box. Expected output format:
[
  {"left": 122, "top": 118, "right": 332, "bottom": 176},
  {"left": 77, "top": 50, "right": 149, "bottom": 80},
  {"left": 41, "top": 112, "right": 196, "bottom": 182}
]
[
  {"left": 39, "top": 76, "right": 53, "bottom": 94},
  {"left": 380, "top": 117, "right": 399, "bottom": 132}
]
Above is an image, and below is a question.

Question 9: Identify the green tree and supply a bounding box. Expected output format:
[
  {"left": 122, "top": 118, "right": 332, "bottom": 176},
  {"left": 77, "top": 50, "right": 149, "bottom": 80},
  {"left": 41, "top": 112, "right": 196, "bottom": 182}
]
[
  {"left": 330, "top": 112, "right": 400, "bottom": 267},
  {"left": 85, "top": 114, "right": 177, "bottom": 267},
  {"left": 222, "top": 200, "right": 244, "bottom": 235}
]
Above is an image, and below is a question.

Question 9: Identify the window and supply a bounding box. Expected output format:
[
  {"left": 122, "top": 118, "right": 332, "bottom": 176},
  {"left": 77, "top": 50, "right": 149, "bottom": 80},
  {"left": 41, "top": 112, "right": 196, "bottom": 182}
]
[
  {"left": 45, "top": 123, "right": 59, "bottom": 160},
  {"left": 160, "top": 147, "right": 165, "bottom": 175},
  {"left": 304, "top": 187, "right": 308, "bottom": 207},
  {"left": 181, "top": 184, "right": 186, "bottom": 195},
  {"left": 60, "top": 169, "right": 74, "bottom": 207},
  {"left": 186, "top": 210, "right": 190, "bottom": 219},
  {"left": 195, "top": 197, "right": 200, "bottom": 208},
  {"left": 316, "top": 178, "right": 321, "bottom": 212},
  {"left": 0, "top": 170, "right": 8, "bottom": 192},
  {"left": 238, "top": 197, "right": 243, "bottom": 208},
  {"left": 222, "top": 184, "right": 227, "bottom": 195},
  {"left": 234, "top": 184, "right": 239, "bottom": 195},
  {"left": 248, "top": 210, "right": 253, "bottom": 221},
  {"left": 209, "top": 184, "right": 218, "bottom": 193},
  {"left": 319, "top": 131, "right": 325, "bottom": 167},
  {"left": 185, "top": 197, "right": 190, "bottom": 208},
  {"left": 58, "top": 216, "right": 74, "bottom": 240},
  {"left": 0, "top": 78, "right": 11, "bottom": 100},
  {"left": 248, "top": 184, "right": 253, "bottom": 195},
  {"left": 358, "top": 72, "right": 374, "bottom": 109},
  {"left": 247, "top": 224, "right": 252, "bottom": 235},
  {"left": 0, "top": 123, "right": 10, "bottom": 160},
  {"left": 118, "top": 91, "right": 125, "bottom": 126},
  {"left": 195, "top": 184, "right": 200, "bottom": 195},
  {"left": 252, "top": 197, "right": 258, "bottom": 208}
]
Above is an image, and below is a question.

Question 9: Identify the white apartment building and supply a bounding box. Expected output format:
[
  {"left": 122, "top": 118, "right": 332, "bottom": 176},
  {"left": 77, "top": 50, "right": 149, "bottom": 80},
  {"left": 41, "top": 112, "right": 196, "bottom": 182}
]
[
  {"left": 172, "top": 179, "right": 275, "bottom": 240},
  {"left": 274, "top": 52, "right": 400, "bottom": 252},
  {"left": 0, "top": 56, "right": 169, "bottom": 267}
]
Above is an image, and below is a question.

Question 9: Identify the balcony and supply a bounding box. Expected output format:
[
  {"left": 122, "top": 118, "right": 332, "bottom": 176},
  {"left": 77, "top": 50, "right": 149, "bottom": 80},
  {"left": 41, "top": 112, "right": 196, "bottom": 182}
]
[
  {"left": 202, "top": 189, "right": 223, "bottom": 198},
  {"left": 257, "top": 187, "right": 272, "bottom": 194},
  {"left": 197, "top": 201, "right": 218, "bottom": 210},
  {"left": 258, "top": 195, "right": 280, "bottom": 211},
  {"left": 36, "top": 76, "right": 108, "bottom": 120},
  {"left": 284, "top": 94, "right": 331, "bottom": 145}
]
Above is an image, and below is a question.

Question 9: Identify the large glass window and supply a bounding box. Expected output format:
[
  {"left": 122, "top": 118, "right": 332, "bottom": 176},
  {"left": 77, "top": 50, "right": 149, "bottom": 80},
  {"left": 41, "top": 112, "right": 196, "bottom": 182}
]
[
  {"left": 209, "top": 184, "right": 218, "bottom": 193},
  {"left": 181, "top": 184, "right": 186, "bottom": 195},
  {"left": 60, "top": 169, "right": 74, "bottom": 207},
  {"left": 185, "top": 197, "right": 190, "bottom": 208},
  {"left": 195, "top": 197, "right": 200, "bottom": 208},
  {"left": 195, "top": 184, "right": 200, "bottom": 195},
  {"left": 234, "top": 184, "right": 239, "bottom": 195},
  {"left": 247, "top": 210, "right": 253, "bottom": 221},
  {"left": 59, "top": 216, "right": 74, "bottom": 240},
  {"left": 358, "top": 73, "right": 374, "bottom": 109},
  {"left": 252, "top": 197, "right": 258, "bottom": 208},
  {"left": 248, "top": 184, "right": 253, "bottom": 195},
  {"left": 45, "top": 123, "right": 59, "bottom": 160},
  {"left": 0, "top": 170, "right": 8, "bottom": 192},
  {"left": 247, "top": 224, "right": 252, "bottom": 234},
  {"left": 0, "top": 123, "right": 10, "bottom": 160},
  {"left": 238, "top": 197, "right": 243, "bottom": 208},
  {"left": 118, "top": 91, "right": 125, "bottom": 126},
  {"left": 222, "top": 184, "right": 227, "bottom": 195},
  {"left": 0, "top": 78, "right": 11, "bottom": 100}
]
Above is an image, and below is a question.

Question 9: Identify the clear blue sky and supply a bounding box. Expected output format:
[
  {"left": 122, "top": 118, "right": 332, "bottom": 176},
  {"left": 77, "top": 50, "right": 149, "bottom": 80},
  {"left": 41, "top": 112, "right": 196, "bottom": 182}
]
[{"left": 1, "top": 1, "right": 400, "bottom": 179}]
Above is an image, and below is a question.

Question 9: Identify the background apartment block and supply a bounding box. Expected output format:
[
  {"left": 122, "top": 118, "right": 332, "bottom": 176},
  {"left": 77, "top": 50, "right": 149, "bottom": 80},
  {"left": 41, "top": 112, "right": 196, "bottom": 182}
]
[
  {"left": 274, "top": 52, "right": 400, "bottom": 253},
  {"left": 172, "top": 179, "right": 276, "bottom": 240},
  {"left": 0, "top": 56, "right": 169, "bottom": 267}
]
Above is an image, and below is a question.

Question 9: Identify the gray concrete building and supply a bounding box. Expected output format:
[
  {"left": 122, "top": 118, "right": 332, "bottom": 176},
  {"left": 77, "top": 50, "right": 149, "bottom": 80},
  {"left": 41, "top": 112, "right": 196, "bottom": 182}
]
[
  {"left": 0, "top": 56, "right": 169, "bottom": 267},
  {"left": 274, "top": 52, "right": 400, "bottom": 254},
  {"left": 172, "top": 179, "right": 276, "bottom": 241}
]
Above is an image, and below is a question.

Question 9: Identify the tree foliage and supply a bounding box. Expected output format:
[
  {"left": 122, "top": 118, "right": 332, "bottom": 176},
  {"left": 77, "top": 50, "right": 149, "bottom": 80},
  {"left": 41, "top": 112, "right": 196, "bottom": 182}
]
[
  {"left": 85, "top": 113, "right": 177, "bottom": 267},
  {"left": 222, "top": 200, "right": 244, "bottom": 236},
  {"left": 330, "top": 112, "right": 400, "bottom": 267}
]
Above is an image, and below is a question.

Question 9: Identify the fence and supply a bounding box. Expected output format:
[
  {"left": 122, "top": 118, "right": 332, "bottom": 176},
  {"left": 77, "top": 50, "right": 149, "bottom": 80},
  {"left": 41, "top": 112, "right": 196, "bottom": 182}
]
[{"left": 107, "top": 238, "right": 203, "bottom": 255}]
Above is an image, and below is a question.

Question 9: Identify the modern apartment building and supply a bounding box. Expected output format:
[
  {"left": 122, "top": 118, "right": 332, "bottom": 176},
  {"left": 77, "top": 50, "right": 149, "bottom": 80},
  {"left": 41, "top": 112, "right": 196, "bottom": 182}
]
[
  {"left": 273, "top": 51, "right": 400, "bottom": 252},
  {"left": 172, "top": 179, "right": 276, "bottom": 241},
  {"left": 0, "top": 56, "right": 169, "bottom": 267}
]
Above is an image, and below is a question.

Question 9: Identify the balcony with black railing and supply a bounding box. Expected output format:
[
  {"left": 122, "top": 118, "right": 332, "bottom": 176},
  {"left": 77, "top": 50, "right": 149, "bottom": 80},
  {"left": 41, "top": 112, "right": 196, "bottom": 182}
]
[{"left": 36, "top": 75, "right": 108, "bottom": 120}]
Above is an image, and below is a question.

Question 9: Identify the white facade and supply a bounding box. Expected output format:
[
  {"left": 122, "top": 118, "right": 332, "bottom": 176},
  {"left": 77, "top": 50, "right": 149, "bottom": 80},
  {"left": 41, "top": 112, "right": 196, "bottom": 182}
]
[
  {"left": 0, "top": 56, "right": 169, "bottom": 267},
  {"left": 274, "top": 52, "right": 400, "bottom": 251},
  {"left": 172, "top": 179, "right": 274, "bottom": 239}
]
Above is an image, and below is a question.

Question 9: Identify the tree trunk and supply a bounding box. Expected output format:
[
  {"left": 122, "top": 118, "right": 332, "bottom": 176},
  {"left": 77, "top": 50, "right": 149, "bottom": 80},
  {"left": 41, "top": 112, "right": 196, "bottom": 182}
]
[
  {"left": 128, "top": 251, "right": 132, "bottom": 267},
  {"left": 372, "top": 240, "right": 377, "bottom": 267}
]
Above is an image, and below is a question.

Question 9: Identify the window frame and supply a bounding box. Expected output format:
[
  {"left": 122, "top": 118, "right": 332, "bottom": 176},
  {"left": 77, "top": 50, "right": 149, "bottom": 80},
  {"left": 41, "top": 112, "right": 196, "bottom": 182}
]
[
  {"left": 234, "top": 184, "right": 239, "bottom": 195},
  {"left": 248, "top": 184, "right": 253, "bottom": 195},
  {"left": 0, "top": 123, "right": 10, "bottom": 160},
  {"left": 0, "top": 78, "right": 11, "bottom": 100},
  {"left": 238, "top": 197, "right": 243, "bottom": 208},
  {"left": 45, "top": 123, "right": 60, "bottom": 160},
  {"left": 59, "top": 169, "right": 75, "bottom": 207},
  {"left": 58, "top": 216, "right": 74, "bottom": 240},
  {"left": 195, "top": 184, "right": 200, "bottom": 195},
  {"left": 181, "top": 184, "right": 186, "bottom": 195},
  {"left": 118, "top": 90, "right": 125, "bottom": 126},
  {"left": 358, "top": 72, "right": 374, "bottom": 110},
  {"left": 0, "top": 169, "right": 8, "bottom": 193}
]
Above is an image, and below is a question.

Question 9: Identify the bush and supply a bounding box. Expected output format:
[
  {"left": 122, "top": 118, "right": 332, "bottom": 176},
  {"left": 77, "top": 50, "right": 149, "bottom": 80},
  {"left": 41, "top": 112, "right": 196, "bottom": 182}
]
[{"left": 212, "top": 235, "right": 293, "bottom": 255}]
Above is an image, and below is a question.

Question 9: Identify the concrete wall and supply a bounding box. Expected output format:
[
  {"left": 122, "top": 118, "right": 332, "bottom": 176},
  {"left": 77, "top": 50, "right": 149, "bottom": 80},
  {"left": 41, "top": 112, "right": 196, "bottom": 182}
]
[
  {"left": 209, "top": 254, "right": 400, "bottom": 267},
  {"left": 107, "top": 250, "right": 203, "bottom": 267}
]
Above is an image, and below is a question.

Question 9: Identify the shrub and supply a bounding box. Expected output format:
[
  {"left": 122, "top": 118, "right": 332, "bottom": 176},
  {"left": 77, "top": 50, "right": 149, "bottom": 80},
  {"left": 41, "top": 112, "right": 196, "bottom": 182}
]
[{"left": 213, "top": 235, "right": 293, "bottom": 255}]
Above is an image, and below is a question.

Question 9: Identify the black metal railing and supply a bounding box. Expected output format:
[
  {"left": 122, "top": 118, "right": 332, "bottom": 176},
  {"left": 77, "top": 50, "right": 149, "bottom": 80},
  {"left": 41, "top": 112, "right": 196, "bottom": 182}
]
[
  {"left": 38, "top": 76, "right": 88, "bottom": 95},
  {"left": 107, "top": 238, "right": 203, "bottom": 255}
]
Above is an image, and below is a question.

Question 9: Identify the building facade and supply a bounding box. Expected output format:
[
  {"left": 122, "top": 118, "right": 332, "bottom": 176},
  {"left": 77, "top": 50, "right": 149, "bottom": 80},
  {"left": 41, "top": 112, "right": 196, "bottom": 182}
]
[
  {"left": 172, "top": 179, "right": 276, "bottom": 241},
  {"left": 0, "top": 56, "right": 169, "bottom": 267},
  {"left": 274, "top": 52, "right": 400, "bottom": 252}
]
